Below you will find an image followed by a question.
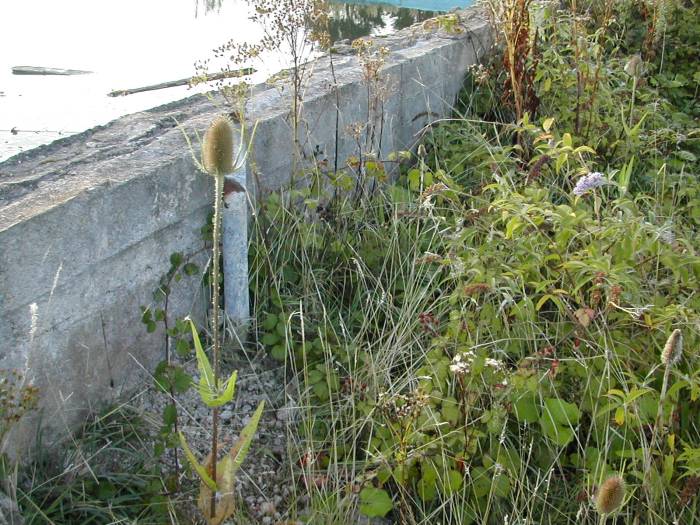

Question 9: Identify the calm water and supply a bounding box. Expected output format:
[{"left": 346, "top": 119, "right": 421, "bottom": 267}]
[{"left": 0, "top": 0, "right": 472, "bottom": 162}]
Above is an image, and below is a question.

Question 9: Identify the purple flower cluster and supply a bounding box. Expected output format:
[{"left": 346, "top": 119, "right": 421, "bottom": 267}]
[{"left": 573, "top": 172, "right": 606, "bottom": 196}]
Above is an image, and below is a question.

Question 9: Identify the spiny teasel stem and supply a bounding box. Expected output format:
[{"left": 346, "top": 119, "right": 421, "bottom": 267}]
[{"left": 209, "top": 171, "right": 224, "bottom": 519}]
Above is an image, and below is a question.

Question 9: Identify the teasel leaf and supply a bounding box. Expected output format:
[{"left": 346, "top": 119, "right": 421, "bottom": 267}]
[
  {"left": 188, "top": 319, "right": 217, "bottom": 399},
  {"left": 179, "top": 432, "right": 217, "bottom": 491},
  {"left": 230, "top": 400, "right": 265, "bottom": 475}
]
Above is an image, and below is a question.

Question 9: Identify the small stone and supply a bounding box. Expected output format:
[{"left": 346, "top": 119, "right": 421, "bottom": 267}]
[
  {"left": 220, "top": 409, "right": 233, "bottom": 422},
  {"left": 260, "top": 501, "right": 276, "bottom": 516}
]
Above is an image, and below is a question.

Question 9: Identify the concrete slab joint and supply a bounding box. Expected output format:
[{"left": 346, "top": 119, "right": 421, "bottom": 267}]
[{"left": 0, "top": 6, "right": 493, "bottom": 457}]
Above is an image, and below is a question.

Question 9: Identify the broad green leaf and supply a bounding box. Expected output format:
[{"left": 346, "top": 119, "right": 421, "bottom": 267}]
[
  {"left": 417, "top": 476, "right": 437, "bottom": 501},
  {"left": 544, "top": 398, "right": 581, "bottom": 426},
  {"left": 359, "top": 487, "right": 393, "bottom": 518},
  {"left": 539, "top": 415, "right": 575, "bottom": 446},
  {"left": 179, "top": 432, "right": 217, "bottom": 491},
  {"left": 513, "top": 395, "right": 539, "bottom": 423},
  {"left": 439, "top": 470, "right": 463, "bottom": 495}
]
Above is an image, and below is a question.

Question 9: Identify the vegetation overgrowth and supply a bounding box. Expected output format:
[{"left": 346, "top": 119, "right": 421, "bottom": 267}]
[
  {"left": 1, "top": 0, "right": 698, "bottom": 524},
  {"left": 249, "top": 0, "right": 700, "bottom": 523}
]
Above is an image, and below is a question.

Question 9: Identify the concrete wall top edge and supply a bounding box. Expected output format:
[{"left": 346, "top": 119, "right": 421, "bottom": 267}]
[{"left": 0, "top": 6, "right": 490, "bottom": 230}]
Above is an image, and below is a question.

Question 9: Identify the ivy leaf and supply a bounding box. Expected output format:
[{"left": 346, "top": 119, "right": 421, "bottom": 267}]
[{"left": 359, "top": 487, "right": 393, "bottom": 518}]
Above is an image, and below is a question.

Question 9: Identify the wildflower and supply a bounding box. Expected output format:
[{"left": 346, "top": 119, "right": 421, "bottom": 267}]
[
  {"left": 595, "top": 476, "right": 625, "bottom": 515},
  {"left": 450, "top": 351, "right": 475, "bottom": 376},
  {"left": 484, "top": 358, "right": 505, "bottom": 370},
  {"left": 661, "top": 329, "right": 683, "bottom": 366},
  {"left": 573, "top": 172, "right": 606, "bottom": 196},
  {"left": 658, "top": 222, "right": 675, "bottom": 245}
]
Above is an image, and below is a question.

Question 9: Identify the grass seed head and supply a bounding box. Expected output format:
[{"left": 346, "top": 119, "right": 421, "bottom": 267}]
[
  {"left": 596, "top": 476, "right": 625, "bottom": 515},
  {"left": 203, "top": 116, "right": 234, "bottom": 176}
]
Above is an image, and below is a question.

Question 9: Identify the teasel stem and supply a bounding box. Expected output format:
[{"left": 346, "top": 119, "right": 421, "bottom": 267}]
[{"left": 209, "top": 170, "right": 224, "bottom": 519}]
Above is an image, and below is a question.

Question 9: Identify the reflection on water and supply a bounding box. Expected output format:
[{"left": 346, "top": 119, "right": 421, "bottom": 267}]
[
  {"left": 327, "top": 3, "right": 437, "bottom": 42},
  {"left": 195, "top": 0, "right": 225, "bottom": 17},
  {"left": 196, "top": 0, "right": 441, "bottom": 41}
]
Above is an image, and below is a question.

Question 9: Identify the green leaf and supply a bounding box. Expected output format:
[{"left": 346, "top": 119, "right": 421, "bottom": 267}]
[
  {"left": 183, "top": 262, "right": 199, "bottom": 276},
  {"left": 170, "top": 252, "right": 183, "bottom": 267},
  {"left": 178, "top": 432, "right": 217, "bottom": 491},
  {"left": 163, "top": 404, "right": 177, "bottom": 427},
  {"left": 261, "top": 333, "right": 280, "bottom": 346},
  {"left": 262, "top": 314, "right": 278, "bottom": 331},
  {"left": 172, "top": 367, "right": 192, "bottom": 394},
  {"left": 439, "top": 469, "right": 463, "bottom": 495},
  {"left": 175, "top": 339, "right": 190, "bottom": 358},
  {"left": 359, "top": 487, "right": 393, "bottom": 518},
  {"left": 513, "top": 395, "right": 539, "bottom": 423},
  {"left": 271, "top": 345, "right": 286, "bottom": 361},
  {"left": 230, "top": 401, "right": 265, "bottom": 476},
  {"left": 189, "top": 319, "right": 216, "bottom": 396},
  {"left": 539, "top": 414, "right": 575, "bottom": 446},
  {"left": 204, "top": 371, "right": 238, "bottom": 407},
  {"left": 544, "top": 398, "right": 581, "bottom": 425}
]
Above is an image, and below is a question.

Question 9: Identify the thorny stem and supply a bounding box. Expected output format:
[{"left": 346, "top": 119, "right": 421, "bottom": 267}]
[{"left": 209, "top": 171, "right": 224, "bottom": 519}]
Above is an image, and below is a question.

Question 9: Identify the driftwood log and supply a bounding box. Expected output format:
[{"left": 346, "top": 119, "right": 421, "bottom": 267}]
[
  {"left": 12, "top": 66, "right": 93, "bottom": 75},
  {"left": 107, "top": 68, "right": 255, "bottom": 97}
]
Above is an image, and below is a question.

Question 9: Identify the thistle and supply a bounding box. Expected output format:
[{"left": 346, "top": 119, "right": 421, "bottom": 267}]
[
  {"left": 661, "top": 328, "right": 683, "bottom": 366},
  {"left": 596, "top": 476, "right": 625, "bottom": 516}
]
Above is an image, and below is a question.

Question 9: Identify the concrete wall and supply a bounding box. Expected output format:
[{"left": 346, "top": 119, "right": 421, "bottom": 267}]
[{"left": 0, "top": 7, "right": 492, "bottom": 455}]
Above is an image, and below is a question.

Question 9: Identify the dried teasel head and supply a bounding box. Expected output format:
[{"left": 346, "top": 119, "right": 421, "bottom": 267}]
[
  {"left": 661, "top": 329, "right": 683, "bottom": 366},
  {"left": 624, "top": 54, "right": 643, "bottom": 78},
  {"left": 595, "top": 476, "right": 626, "bottom": 515},
  {"left": 202, "top": 116, "right": 234, "bottom": 176}
]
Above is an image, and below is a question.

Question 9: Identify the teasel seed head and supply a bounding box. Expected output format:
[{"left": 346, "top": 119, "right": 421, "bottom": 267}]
[
  {"left": 596, "top": 476, "right": 625, "bottom": 515},
  {"left": 202, "top": 116, "right": 234, "bottom": 176},
  {"left": 661, "top": 329, "right": 683, "bottom": 366},
  {"left": 624, "top": 54, "right": 643, "bottom": 78}
]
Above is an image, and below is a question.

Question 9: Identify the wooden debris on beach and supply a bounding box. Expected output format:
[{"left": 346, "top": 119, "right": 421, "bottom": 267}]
[
  {"left": 12, "top": 66, "right": 93, "bottom": 76},
  {"left": 107, "top": 68, "right": 255, "bottom": 97}
]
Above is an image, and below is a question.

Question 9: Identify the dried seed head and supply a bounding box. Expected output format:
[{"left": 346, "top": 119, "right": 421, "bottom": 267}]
[
  {"left": 661, "top": 329, "right": 683, "bottom": 366},
  {"left": 596, "top": 476, "right": 625, "bottom": 515},
  {"left": 624, "top": 55, "right": 643, "bottom": 78},
  {"left": 202, "top": 116, "right": 234, "bottom": 176}
]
